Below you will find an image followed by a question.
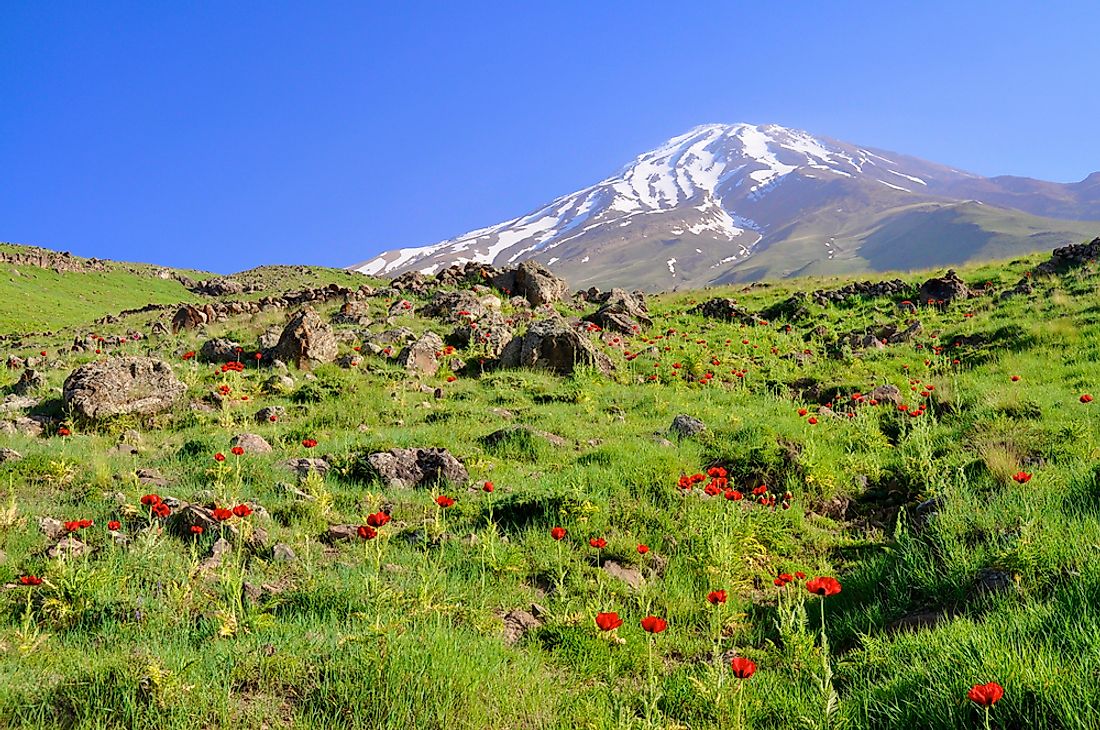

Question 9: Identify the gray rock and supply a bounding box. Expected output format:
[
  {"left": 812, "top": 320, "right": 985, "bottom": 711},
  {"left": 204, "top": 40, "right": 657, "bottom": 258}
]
[
  {"left": 870, "top": 384, "right": 904, "bottom": 406},
  {"left": 231, "top": 433, "right": 273, "bottom": 454},
  {"left": 0, "top": 394, "right": 37, "bottom": 413},
  {"left": 397, "top": 331, "right": 445, "bottom": 376},
  {"left": 12, "top": 368, "right": 44, "bottom": 396},
  {"left": 198, "top": 338, "right": 242, "bottom": 363},
  {"left": 919, "top": 270, "right": 971, "bottom": 305},
  {"left": 498, "top": 318, "right": 613, "bottom": 375},
  {"left": 272, "top": 543, "right": 297, "bottom": 562},
  {"left": 602, "top": 560, "right": 644, "bottom": 590},
  {"left": 502, "top": 608, "right": 542, "bottom": 645},
  {"left": 48, "top": 535, "right": 92, "bottom": 559},
  {"left": 361, "top": 447, "right": 468, "bottom": 489},
  {"left": 0, "top": 448, "right": 22, "bottom": 462},
  {"left": 480, "top": 425, "right": 567, "bottom": 449},
  {"left": 283, "top": 458, "right": 330, "bottom": 479},
  {"left": 669, "top": 414, "right": 706, "bottom": 439},
  {"left": 63, "top": 357, "right": 187, "bottom": 420},
  {"left": 254, "top": 406, "right": 286, "bottom": 424}
]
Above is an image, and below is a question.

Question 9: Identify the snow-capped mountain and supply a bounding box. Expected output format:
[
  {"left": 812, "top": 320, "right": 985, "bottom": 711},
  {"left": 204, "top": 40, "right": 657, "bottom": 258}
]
[{"left": 352, "top": 123, "right": 1100, "bottom": 289}]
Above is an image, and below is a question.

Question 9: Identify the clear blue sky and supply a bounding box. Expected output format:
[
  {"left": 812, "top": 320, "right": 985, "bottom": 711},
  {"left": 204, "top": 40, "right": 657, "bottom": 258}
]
[{"left": 2, "top": 1, "right": 1099, "bottom": 274}]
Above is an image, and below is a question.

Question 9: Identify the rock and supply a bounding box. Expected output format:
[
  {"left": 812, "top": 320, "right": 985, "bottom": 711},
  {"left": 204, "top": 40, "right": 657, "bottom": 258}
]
[
  {"left": 119, "top": 429, "right": 142, "bottom": 445},
  {"left": 885, "top": 609, "right": 948, "bottom": 634},
  {"left": 12, "top": 368, "right": 44, "bottom": 395},
  {"left": 108, "top": 443, "right": 140, "bottom": 456},
  {"left": 254, "top": 406, "right": 286, "bottom": 424},
  {"left": 870, "top": 384, "right": 903, "bottom": 406},
  {"left": 171, "top": 305, "right": 207, "bottom": 333},
  {"left": 322, "top": 524, "right": 360, "bottom": 544},
  {"left": 498, "top": 318, "right": 613, "bottom": 375},
  {"left": 510, "top": 261, "right": 568, "bottom": 307},
  {"left": 0, "top": 394, "right": 38, "bottom": 413},
  {"left": 811, "top": 279, "right": 912, "bottom": 307},
  {"left": 669, "top": 414, "right": 706, "bottom": 439},
  {"left": 38, "top": 517, "right": 66, "bottom": 541},
  {"left": 584, "top": 288, "right": 652, "bottom": 333},
  {"left": 261, "top": 375, "right": 296, "bottom": 395},
  {"left": 170, "top": 505, "right": 235, "bottom": 539},
  {"left": 602, "top": 560, "right": 644, "bottom": 590},
  {"left": 0, "top": 448, "right": 22, "bottom": 463},
  {"left": 360, "top": 447, "right": 468, "bottom": 488},
  {"left": 0, "top": 416, "right": 49, "bottom": 437},
  {"left": 480, "top": 425, "right": 567, "bottom": 449},
  {"left": 689, "top": 298, "right": 760, "bottom": 325},
  {"left": 269, "top": 308, "right": 338, "bottom": 370},
  {"left": 198, "top": 338, "right": 242, "bottom": 363},
  {"left": 272, "top": 543, "right": 297, "bottom": 562},
  {"left": 397, "top": 331, "right": 445, "bottom": 376},
  {"left": 191, "top": 277, "right": 244, "bottom": 296},
  {"left": 418, "top": 290, "right": 487, "bottom": 323},
  {"left": 283, "top": 458, "right": 330, "bottom": 479},
  {"left": 502, "top": 608, "right": 542, "bottom": 645},
  {"left": 448, "top": 315, "right": 514, "bottom": 359},
  {"left": 331, "top": 299, "right": 373, "bottom": 326},
  {"left": 135, "top": 468, "right": 170, "bottom": 487},
  {"left": 230, "top": 433, "right": 273, "bottom": 454},
  {"left": 199, "top": 537, "right": 233, "bottom": 571},
  {"left": 63, "top": 357, "right": 187, "bottom": 420},
  {"left": 48, "top": 535, "right": 91, "bottom": 558},
  {"left": 918, "top": 270, "right": 971, "bottom": 305}
]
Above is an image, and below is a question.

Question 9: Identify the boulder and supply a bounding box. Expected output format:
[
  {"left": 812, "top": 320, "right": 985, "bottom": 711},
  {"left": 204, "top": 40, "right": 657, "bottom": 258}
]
[
  {"left": 689, "top": 298, "right": 759, "bottom": 325},
  {"left": 283, "top": 458, "right": 330, "bottom": 479},
  {"left": 199, "top": 338, "right": 242, "bottom": 363},
  {"left": 870, "top": 384, "right": 904, "bottom": 406},
  {"left": 584, "top": 288, "right": 652, "bottom": 334},
  {"left": 448, "top": 315, "right": 513, "bottom": 359},
  {"left": 63, "top": 357, "right": 187, "bottom": 420},
  {"left": 669, "top": 414, "right": 706, "bottom": 439},
  {"left": 918, "top": 270, "right": 971, "bottom": 305},
  {"left": 230, "top": 433, "right": 273, "bottom": 454},
  {"left": 498, "top": 318, "right": 613, "bottom": 375},
  {"left": 494, "top": 261, "right": 568, "bottom": 307},
  {"left": 396, "top": 332, "right": 445, "bottom": 376},
  {"left": 360, "top": 447, "right": 468, "bottom": 489},
  {"left": 254, "top": 406, "right": 286, "bottom": 424},
  {"left": 171, "top": 305, "right": 207, "bottom": 333},
  {"left": 270, "top": 308, "right": 338, "bottom": 370},
  {"left": 418, "top": 290, "right": 487, "bottom": 323},
  {"left": 12, "top": 369, "right": 44, "bottom": 396}
]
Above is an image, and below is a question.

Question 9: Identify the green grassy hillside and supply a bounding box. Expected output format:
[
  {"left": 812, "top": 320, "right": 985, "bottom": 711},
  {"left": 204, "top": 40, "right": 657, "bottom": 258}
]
[{"left": 0, "top": 242, "right": 1098, "bottom": 728}]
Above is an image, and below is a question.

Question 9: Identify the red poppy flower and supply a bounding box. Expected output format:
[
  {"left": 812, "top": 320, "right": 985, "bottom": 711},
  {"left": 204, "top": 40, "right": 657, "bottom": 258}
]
[
  {"left": 967, "top": 681, "right": 1004, "bottom": 707},
  {"left": 1082, "top": 394, "right": 1094, "bottom": 403},
  {"left": 78, "top": 519, "right": 93, "bottom": 528},
  {"left": 706, "top": 590, "right": 727, "bottom": 605},
  {"left": 641, "top": 616, "right": 668, "bottom": 634},
  {"left": 795, "top": 571, "right": 806, "bottom": 580},
  {"left": 231, "top": 446, "right": 245, "bottom": 456},
  {"left": 269, "top": 414, "right": 278, "bottom": 422},
  {"left": 730, "top": 657, "right": 756, "bottom": 679},
  {"left": 806, "top": 576, "right": 842, "bottom": 596},
  {"left": 1011, "top": 471, "right": 1032, "bottom": 484},
  {"left": 40, "top": 350, "right": 48, "bottom": 357},
  {"left": 446, "top": 376, "right": 457, "bottom": 383},
  {"left": 302, "top": 439, "right": 318, "bottom": 449},
  {"left": 550, "top": 526, "right": 566, "bottom": 541},
  {"left": 19, "top": 575, "right": 43, "bottom": 586},
  {"left": 589, "top": 537, "right": 607, "bottom": 549},
  {"left": 807, "top": 417, "right": 818, "bottom": 425},
  {"left": 366, "top": 511, "right": 391, "bottom": 528},
  {"left": 214, "top": 453, "right": 226, "bottom": 462},
  {"left": 107, "top": 520, "right": 121, "bottom": 531},
  {"left": 190, "top": 525, "right": 204, "bottom": 535},
  {"left": 232, "top": 504, "right": 253, "bottom": 518},
  {"left": 637, "top": 544, "right": 649, "bottom": 554},
  {"left": 254, "top": 352, "right": 262, "bottom": 360},
  {"left": 152, "top": 502, "right": 171, "bottom": 518},
  {"left": 798, "top": 408, "right": 808, "bottom": 416},
  {"left": 595, "top": 612, "right": 624, "bottom": 631},
  {"left": 357, "top": 525, "right": 377, "bottom": 540},
  {"left": 435, "top": 495, "right": 455, "bottom": 508},
  {"left": 58, "top": 427, "right": 72, "bottom": 437},
  {"left": 64, "top": 520, "right": 81, "bottom": 532},
  {"left": 212, "top": 507, "right": 233, "bottom": 521},
  {"left": 483, "top": 481, "right": 494, "bottom": 492},
  {"left": 1010, "top": 375, "right": 1020, "bottom": 382}
]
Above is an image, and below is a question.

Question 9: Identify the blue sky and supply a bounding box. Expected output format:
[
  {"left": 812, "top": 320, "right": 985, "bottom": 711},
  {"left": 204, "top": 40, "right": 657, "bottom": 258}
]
[{"left": 2, "top": 2, "right": 1098, "bottom": 273}]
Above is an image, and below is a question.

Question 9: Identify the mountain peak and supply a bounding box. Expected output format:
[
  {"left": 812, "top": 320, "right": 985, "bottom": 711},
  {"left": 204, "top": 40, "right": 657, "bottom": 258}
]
[{"left": 352, "top": 124, "right": 1100, "bottom": 289}]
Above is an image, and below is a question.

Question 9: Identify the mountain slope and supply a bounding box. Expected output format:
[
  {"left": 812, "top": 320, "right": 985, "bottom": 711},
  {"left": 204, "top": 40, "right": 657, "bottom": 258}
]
[{"left": 352, "top": 123, "right": 1100, "bottom": 289}]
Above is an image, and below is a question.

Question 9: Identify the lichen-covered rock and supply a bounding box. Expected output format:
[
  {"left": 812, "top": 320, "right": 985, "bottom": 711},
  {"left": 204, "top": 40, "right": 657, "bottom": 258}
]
[
  {"left": 63, "top": 357, "right": 186, "bottom": 420},
  {"left": 397, "top": 332, "right": 445, "bottom": 376},
  {"left": 498, "top": 318, "right": 613, "bottom": 375},
  {"left": 270, "top": 308, "right": 338, "bottom": 370},
  {"left": 360, "top": 447, "right": 468, "bottom": 489},
  {"left": 199, "top": 338, "right": 242, "bottom": 363},
  {"left": 584, "top": 288, "right": 652, "bottom": 334},
  {"left": 918, "top": 270, "right": 970, "bottom": 305}
]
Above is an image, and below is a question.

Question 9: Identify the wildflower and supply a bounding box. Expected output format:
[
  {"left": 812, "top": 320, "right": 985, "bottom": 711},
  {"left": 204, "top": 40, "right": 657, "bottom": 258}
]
[
  {"left": 795, "top": 571, "right": 806, "bottom": 580},
  {"left": 20, "top": 575, "right": 43, "bottom": 586},
  {"left": 231, "top": 446, "right": 245, "bottom": 456},
  {"left": 151, "top": 502, "right": 171, "bottom": 518},
  {"left": 1011, "top": 375, "right": 1020, "bottom": 382},
  {"left": 366, "top": 511, "right": 391, "bottom": 528},
  {"left": 641, "top": 616, "right": 668, "bottom": 633},
  {"left": 806, "top": 576, "right": 842, "bottom": 596},
  {"left": 446, "top": 375, "right": 457, "bottom": 382},
  {"left": 595, "top": 612, "right": 624, "bottom": 631},
  {"left": 483, "top": 481, "right": 494, "bottom": 492},
  {"left": 357, "top": 525, "right": 377, "bottom": 540},
  {"left": 183, "top": 351, "right": 196, "bottom": 361},
  {"left": 729, "top": 657, "right": 756, "bottom": 679},
  {"left": 807, "top": 416, "right": 818, "bottom": 425},
  {"left": 232, "top": 504, "right": 253, "bottom": 518},
  {"left": 967, "top": 681, "right": 1004, "bottom": 707},
  {"left": 589, "top": 537, "right": 607, "bottom": 549},
  {"left": 550, "top": 526, "right": 566, "bottom": 541},
  {"left": 190, "top": 525, "right": 204, "bottom": 535},
  {"left": 1011, "top": 471, "right": 1032, "bottom": 484},
  {"left": 1082, "top": 394, "right": 1094, "bottom": 403},
  {"left": 140, "top": 494, "right": 161, "bottom": 506},
  {"left": 302, "top": 438, "right": 318, "bottom": 449},
  {"left": 725, "top": 489, "right": 743, "bottom": 501},
  {"left": 435, "top": 495, "right": 455, "bottom": 508},
  {"left": 706, "top": 590, "right": 727, "bottom": 605},
  {"left": 107, "top": 520, "right": 121, "bottom": 531},
  {"left": 58, "top": 426, "right": 71, "bottom": 437},
  {"left": 214, "top": 453, "right": 226, "bottom": 462},
  {"left": 269, "top": 414, "right": 278, "bottom": 422},
  {"left": 637, "top": 544, "right": 650, "bottom": 554},
  {"left": 212, "top": 507, "right": 233, "bottom": 521}
]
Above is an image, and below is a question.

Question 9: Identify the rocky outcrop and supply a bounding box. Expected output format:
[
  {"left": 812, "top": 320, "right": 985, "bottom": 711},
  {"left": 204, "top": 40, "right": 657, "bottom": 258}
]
[
  {"left": 498, "top": 318, "right": 613, "bottom": 375},
  {"left": 418, "top": 290, "right": 488, "bottom": 323},
  {"left": 12, "top": 369, "right": 44, "bottom": 396},
  {"left": 583, "top": 288, "right": 652, "bottom": 334},
  {"left": 397, "top": 332, "right": 445, "bottom": 376},
  {"left": 269, "top": 308, "right": 338, "bottom": 370},
  {"left": 689, "top": 298, "right": 760, "bottom": 325},
  {"left": 448, "top": 314, "right": 514, "bottom": 359},
  {"left": 1035, "top": 237, "right": 1100, "bottom": 274},
  {"left": 198, "top": 338, "right": 242, "bottom": 363},
  {"left": 189, "top": 278, "right": 247, "bottom": 296},
  {"left": 63, "top": 357, "right": 187, "bottom": 420},
  {"left": 812, "top": 279, "right": 912, "bottom": 306}
]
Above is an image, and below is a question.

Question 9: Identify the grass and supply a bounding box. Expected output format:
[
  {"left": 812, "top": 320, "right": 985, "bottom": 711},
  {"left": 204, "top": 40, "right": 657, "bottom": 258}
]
[{"left": 0, "top": 242, "right": 1098, "bottom": 727}]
